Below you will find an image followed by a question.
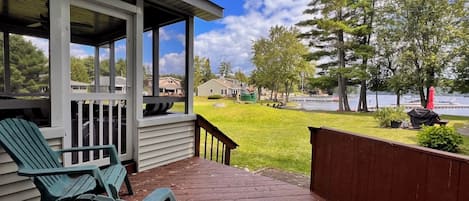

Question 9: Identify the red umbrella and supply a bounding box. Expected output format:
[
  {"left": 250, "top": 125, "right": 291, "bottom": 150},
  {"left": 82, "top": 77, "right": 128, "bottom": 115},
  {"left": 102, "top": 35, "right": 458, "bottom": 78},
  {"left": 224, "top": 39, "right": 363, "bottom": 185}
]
[{"left": 426, "top": 86, "right": 435, "bottom": 110}]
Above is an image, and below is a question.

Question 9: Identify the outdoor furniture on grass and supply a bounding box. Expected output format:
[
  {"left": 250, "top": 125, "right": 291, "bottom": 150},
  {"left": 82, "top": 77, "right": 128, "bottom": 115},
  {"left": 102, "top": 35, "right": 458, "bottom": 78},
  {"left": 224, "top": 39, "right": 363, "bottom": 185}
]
[
  {"left": 0, "top": 118, "right": 133, "bottom": 201},
  {"left": 76, "top": 188, "right": 176, "bottom": 201},
  {"left": 407, "top": 108, "right": 448, "bottom": 129}
]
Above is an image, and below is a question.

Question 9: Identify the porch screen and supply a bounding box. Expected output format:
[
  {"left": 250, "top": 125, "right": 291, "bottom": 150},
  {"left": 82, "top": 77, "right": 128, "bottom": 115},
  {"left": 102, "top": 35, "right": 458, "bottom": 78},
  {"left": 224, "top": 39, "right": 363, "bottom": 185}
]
[
  {"left": 0, "top": 33, "right": 51, "bottom": 127},
  {"left": 143, "top": 20, "right": 188, "bottom": 116}
]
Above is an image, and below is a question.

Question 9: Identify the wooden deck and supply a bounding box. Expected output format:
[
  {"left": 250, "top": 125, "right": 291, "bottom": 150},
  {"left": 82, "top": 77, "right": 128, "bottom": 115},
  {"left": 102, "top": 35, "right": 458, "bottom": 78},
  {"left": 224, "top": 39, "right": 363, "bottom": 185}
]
[{"left": 120, "top": 157, "right": 324, "bottom": 201}]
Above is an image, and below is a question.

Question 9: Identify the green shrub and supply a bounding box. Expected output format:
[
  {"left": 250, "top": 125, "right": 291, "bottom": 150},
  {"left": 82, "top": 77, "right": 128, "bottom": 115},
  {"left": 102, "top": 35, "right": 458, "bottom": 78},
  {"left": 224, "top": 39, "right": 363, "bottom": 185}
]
[
  {"left": 208, "top": 94, "right": 223, "bottom": 99},
  {"left": 374, "top": 107, "right": 407, "bottom": 128},
  {"left": 417, "top": 126, "right": 463, "bottom": 153}
]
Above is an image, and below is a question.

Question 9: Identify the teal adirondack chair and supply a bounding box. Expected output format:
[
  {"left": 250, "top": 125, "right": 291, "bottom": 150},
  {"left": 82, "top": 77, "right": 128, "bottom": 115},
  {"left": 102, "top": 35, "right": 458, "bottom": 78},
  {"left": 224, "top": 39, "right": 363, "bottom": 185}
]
[{"left": 0, "top": 118, "right": 133, "bottom": 201}]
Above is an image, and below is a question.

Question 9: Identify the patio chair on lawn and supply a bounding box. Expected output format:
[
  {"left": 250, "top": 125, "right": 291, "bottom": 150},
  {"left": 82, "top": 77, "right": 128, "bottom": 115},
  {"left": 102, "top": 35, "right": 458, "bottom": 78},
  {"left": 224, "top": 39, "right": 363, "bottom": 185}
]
[
  {"left": 75, "top": 188, "right": 176, "bottom": 201},
  {"left": 0, "top": 118, "right": 133, "bottom": 201}
]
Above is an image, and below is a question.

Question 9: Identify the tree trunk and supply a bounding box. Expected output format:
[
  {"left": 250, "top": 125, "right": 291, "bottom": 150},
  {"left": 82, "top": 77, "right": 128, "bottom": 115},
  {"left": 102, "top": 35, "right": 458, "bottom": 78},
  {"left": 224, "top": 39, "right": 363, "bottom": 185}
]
[
  {"left": 338, "top": 76, "right": 344, "bottom": 111},
  {"left": 270, "top": 89, "right": 274, "bottom": 101},
  {"left": 375, "top": 90, "right": 379, "bottom": 109},
  {"left": 342, "top": 79, "right": 351, "bottom": 111},
  {"left": 257, "top": 87, "right": 262, "bottom": 101},
  {"left": 284, "top": 82, "right": 289, "bottom": 103},
  {"left": 419, "top": 86, "right": 426, "bottom": 107},
  {"left": 358, "top": 80, "right": 368, "bottom": 112},
  {"left": 337, "top": 18, "right": 347, "bottom": 111},
  {"left": 396, "top": 89, "right": 401, "bottom": 106}
]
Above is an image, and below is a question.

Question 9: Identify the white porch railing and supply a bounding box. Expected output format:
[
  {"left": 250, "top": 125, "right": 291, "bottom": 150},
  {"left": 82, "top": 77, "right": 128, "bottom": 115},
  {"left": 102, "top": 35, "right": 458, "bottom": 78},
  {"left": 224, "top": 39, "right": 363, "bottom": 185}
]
[{"left": 69, "top": 93, "right": 131, "bottom": 166}]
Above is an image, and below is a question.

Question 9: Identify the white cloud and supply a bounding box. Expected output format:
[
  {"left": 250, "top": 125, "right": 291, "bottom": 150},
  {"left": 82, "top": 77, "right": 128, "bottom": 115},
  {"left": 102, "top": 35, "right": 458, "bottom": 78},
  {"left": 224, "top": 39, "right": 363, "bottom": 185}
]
[
  {"left": 23, "top": 36, "right": 95, "bottom": 59},
  {"left": 115, "top": 44, "right": 126, "bottom": 53},
  {"left": 146, "top": 28, "right": 173, "bottom": 41},
  {"left": 159, "top": 52, "right": 185, "bottom": 75},
  {"left": 71, "top": 44, "right": 93, "bottom": 58},
  {"left": 195, "top": 0, "right": 309, "bottom": 74}
]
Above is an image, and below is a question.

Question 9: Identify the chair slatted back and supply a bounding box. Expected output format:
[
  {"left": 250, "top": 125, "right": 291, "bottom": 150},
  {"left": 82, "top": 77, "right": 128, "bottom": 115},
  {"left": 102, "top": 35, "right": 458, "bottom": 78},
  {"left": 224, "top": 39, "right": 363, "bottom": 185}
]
[{"left": 0, "top": 118, "right": 65, "bottom": 189}]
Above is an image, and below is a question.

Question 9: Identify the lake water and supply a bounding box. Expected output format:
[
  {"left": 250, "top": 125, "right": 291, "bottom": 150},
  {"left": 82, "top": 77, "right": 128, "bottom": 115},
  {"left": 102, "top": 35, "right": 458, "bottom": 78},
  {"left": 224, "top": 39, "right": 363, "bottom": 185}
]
[{"left": 295, "top": 94, "right": 469, "bottom": 117}]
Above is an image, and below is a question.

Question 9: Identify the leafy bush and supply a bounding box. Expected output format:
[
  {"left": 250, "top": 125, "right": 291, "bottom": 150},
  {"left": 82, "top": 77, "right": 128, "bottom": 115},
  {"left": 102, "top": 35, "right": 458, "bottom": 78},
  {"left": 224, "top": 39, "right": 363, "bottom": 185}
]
[
  {"left": 374, "top": 107, "right": 407, "bottom": 128},
  {"left": 417, "top": 126, "right": 463, "bottom": 153},
  {"left": 208, "top": 94, "right": 223, "bottom": 99}
]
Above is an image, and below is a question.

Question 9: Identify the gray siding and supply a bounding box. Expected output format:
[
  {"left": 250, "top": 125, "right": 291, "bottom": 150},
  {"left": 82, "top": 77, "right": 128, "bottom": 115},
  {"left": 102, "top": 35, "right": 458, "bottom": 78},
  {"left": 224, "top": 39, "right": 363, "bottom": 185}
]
[
  {"left": 0, "top": 137, "right": 62, "bottom": 201},
  {"left": 138, "top": 121, "right": 195, "bottom": 171}
]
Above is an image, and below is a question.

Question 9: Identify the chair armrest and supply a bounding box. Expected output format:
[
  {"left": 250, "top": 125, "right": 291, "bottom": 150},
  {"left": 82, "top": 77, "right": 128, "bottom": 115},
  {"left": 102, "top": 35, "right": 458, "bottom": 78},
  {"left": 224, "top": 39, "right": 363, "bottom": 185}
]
[
  {"left": 55, "top": 145, "right": 120, "bottom": 164},
  {"left": 18, "top": 165, "right": 99, "bottom": 177},
  {"left": 19, "top": 165, "right": 114, "bottom": 197}
]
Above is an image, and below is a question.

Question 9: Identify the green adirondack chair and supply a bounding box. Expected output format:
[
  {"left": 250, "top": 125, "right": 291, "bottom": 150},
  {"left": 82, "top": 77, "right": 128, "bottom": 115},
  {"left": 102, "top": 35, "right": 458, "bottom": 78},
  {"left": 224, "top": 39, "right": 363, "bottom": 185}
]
[{"left": 0, "top": 118, "right": 133, "bottom": 201}]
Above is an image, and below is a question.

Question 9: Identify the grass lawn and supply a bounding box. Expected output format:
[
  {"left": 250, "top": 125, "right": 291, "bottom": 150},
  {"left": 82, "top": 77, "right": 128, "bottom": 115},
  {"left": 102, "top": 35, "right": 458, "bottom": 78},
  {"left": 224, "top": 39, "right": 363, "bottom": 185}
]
[{"left": 194, "top": 97, "right": 469, "bottom": 175}]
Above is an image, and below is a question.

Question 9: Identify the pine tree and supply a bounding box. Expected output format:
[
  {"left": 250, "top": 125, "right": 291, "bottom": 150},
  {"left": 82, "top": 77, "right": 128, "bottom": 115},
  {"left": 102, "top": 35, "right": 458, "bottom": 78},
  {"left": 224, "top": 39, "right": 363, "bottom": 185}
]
[
  {"left": 297, "top": 0, "right": 364, "bottom": 111},
  {"left": 4, "top": 35, "right": 48, "bottom": 94}
]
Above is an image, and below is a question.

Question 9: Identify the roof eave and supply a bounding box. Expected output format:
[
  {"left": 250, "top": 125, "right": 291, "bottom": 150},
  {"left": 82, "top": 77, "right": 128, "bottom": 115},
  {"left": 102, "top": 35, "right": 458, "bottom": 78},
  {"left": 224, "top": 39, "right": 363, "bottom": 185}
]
[{"left": 146, "top": 0, "right": 223, "bottom": 21}]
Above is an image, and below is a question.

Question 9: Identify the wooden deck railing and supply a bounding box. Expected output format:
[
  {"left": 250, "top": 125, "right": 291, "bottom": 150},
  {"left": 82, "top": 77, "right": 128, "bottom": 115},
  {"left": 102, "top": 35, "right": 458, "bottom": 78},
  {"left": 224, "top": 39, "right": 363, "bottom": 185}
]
[
  {"left": 195, "top": 115, "right": 238, "bottom": 165},
  {"left": 309, "top": 127, "right": 469, "bottom": 201}
]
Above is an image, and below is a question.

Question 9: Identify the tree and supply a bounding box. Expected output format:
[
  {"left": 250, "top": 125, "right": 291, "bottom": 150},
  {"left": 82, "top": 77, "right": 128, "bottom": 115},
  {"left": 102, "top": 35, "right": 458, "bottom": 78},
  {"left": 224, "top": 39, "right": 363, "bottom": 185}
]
[
  {"left": 297, "top": 0, "right": 364, "bottom": 111},
  {"left": 252, "top": 25, "right": 313, "bottom": 102},
  {"left": 373, "top": 2, "right": 412, "bottom": 106},
  {"left": 5, "top": 35, "right": 48, "bottom": 93},
  {"left": 115, "top": 58, "right": 126, "bottom": 77},
  {"left": 234, "top": 69, "right": 248, "bottom": 84},
  {"left": 218, "top": 61, "right": 232, "bottom": 78},
  {"left": 351, "top": 0, "right": 376, "bottom": 112},
  {"left": 201, "top": 58, "right": 215, "bottom": 82},
  {"left": 71, "top": 57, "right": 90, "bottom": 83},
  {"left": 453, "top": 50, "right": 469, "bottom": 93},
  {"left": 387, "top": 0, "right": 466, "bottom": 107},
  {"left": 194, "top": 56, "right": 204, "bottom": 89}
]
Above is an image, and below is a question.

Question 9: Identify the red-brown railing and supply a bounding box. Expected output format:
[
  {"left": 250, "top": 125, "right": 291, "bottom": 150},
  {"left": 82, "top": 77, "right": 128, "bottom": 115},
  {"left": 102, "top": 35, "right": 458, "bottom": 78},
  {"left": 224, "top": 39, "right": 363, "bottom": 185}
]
[
  {"left": 309, "top": 127, "right": 469, "bottom": 201},
  {"left": 195, "top": 115, "right": 238, "bottom": 165}
]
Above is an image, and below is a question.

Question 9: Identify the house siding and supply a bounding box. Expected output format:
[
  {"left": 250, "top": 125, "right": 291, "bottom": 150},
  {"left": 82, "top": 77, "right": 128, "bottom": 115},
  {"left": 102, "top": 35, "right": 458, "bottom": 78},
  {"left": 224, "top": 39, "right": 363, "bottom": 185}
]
[
  {"left": 0, "top": 137, "right": 62, "bottom": 201},
  {"left": 197, "top": 80, "right": 225, "bottom": 96},
  {"left": 137, "top": 121, "right": 195, "bottom": 171}
]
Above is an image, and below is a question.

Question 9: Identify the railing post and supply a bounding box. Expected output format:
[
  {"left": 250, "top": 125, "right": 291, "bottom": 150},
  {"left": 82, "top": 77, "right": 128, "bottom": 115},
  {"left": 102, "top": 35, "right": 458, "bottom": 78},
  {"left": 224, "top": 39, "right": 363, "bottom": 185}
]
[
  {"left": 308, "top": 127, "right": 320, "bottom": 193},
  {"left": 224, "top": 149, "right": 231, "bottom": 165},
  {"left": 194, "top": 119, "right": 200, "bottom": 157}
]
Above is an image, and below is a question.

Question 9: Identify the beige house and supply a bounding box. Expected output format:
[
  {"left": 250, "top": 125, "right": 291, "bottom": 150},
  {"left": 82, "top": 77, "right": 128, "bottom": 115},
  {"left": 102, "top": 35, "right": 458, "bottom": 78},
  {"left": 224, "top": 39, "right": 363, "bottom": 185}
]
[
  {"left": 197, "top": 78, "right": 242, "bottom": 97},
  {"left": 159, "top": 77, "right": 183, "bottom": 96}
]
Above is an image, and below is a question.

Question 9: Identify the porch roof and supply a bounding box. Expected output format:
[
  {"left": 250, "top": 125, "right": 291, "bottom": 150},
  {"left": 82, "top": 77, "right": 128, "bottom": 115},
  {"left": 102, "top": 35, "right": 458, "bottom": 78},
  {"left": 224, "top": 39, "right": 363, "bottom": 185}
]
[
  {"left": 120, "top": 157, "right": 324, "bottom": 201},
  {"left": 0, "top": 0, "right": 223, "bottom": 46}
]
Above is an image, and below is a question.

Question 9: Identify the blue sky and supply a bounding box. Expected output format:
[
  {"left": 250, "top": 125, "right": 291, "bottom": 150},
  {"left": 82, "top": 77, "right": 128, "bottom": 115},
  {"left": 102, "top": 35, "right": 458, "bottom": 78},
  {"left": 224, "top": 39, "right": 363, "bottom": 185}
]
[{"left": 26, "top": 0, "right": 310, "bottom": 75}]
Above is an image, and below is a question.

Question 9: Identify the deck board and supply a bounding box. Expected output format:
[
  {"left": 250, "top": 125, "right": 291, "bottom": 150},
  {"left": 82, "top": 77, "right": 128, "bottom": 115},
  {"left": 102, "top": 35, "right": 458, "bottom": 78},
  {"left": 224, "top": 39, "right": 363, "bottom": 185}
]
[{"left": 120, "top": 157, "right": 323, "bottom": 201}]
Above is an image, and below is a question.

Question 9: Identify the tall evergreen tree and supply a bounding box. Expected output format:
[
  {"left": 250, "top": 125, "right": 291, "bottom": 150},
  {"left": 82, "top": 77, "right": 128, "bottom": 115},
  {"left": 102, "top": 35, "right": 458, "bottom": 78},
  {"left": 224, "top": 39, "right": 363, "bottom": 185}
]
[
  {"left": 201, "top": 57, "right": 215, "bottom": 82},
  {"left": 297, "top": 0, "right": 364, "bottom": 111},
  {"left": 4, "top": 35, "right": 48, "bottom": 94},
  {"left": 218, "top": 61, "right": 232, "bottom": 78}
]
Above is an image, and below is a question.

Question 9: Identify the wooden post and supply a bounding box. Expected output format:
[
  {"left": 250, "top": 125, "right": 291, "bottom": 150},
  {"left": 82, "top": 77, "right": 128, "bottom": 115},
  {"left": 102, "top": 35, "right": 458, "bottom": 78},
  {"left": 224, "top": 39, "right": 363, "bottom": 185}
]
[
  {"left": 308, "top": 127, "right": 320, "bottom": 192},
  {"left": 224, "top": 149, "right": 231, "bottom": 165}
]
